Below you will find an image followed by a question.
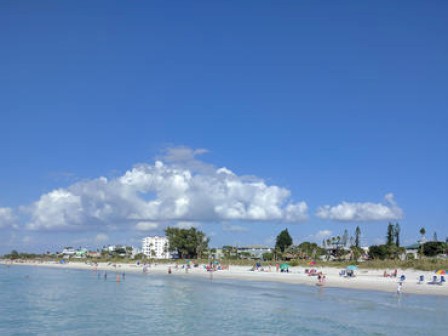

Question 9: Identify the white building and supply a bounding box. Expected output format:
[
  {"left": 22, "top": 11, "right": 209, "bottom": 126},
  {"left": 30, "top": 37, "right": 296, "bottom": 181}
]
[{"left": 142, "top": 236, "right": 171, "bottom": 259}]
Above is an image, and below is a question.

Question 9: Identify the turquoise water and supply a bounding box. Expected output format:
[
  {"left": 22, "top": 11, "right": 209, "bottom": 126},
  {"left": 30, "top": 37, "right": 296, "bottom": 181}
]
[{"left": 0, "top": 265, "right": 447, "bottom": 335}]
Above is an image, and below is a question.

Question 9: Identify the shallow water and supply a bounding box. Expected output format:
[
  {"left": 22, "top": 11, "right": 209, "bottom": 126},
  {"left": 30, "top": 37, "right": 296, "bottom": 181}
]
[{"left": 0, "top": 265, "right": 446, "bottom": 335}]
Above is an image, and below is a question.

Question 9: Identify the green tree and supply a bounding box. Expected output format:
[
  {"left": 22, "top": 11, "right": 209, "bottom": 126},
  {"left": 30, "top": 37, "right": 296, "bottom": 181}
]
[
  {"left": 419, "top": 227, "right": 426, "bottom": 239},
  {"left": 355, "top": 226, "right": 361, "bottom": 248},
  {"left": 9, "top": 250, "right": 19, "bottom": 260},
  {"left": 423, "top": 241, "right": 445, "bottom": 257},
  {"left": 275, "top": 229, "right": 293, "bottom": 253},
  {"left": 165, "top": 227, "right": 209, "bottom": 259},
  {"left": 395, "top": 223, "right": 400, "bottom": 247},
  {"left": 419, "top": 227, "right": 426, "bottom": 257},
  {"left": 351, "top": 246, "right": 363, "bottom": 261},
  {"left": 297, "top": 242, "right": 324, "bottom": 259},
  {"left": 386, "top": 223, "right": 395, "bottom": 246},
  {"left": 368, "top": 245, "right": 389, "bottom": 260},
  {"left": 262, "top": 252, "right": 274, "bottom": 261}
]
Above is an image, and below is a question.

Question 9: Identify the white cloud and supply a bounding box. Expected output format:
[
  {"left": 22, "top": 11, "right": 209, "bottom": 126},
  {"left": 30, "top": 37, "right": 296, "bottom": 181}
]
[
  {"left": 95, "top": 233, "right": 109, "bottom": 242},
  {"left": 316, "top": 193, "right": 403, "bottom": 222},
  {"left": 222, "top": 223, "right": 248, "bottom": 232},
  {"left": 135, "top": 222, "right": 159, "bottom": 231},
  {"left": 174, "top": 221, "right": 201, "bottom": 229},
  {"left": 0, "top": 207, "right": 17, "bottom": 229},
  {"left": 315, "top": 230, "right": 332, "bottom": 240},
  {"left": 22, "top": 236, "right": 33, "bottom": 244},
  {"left": 22, "top": 147, "right": 308, "bottom": 230},
  {"left": 302, "top": 230, "right": 333, "bottom": 243},
  {"left": 25, "top": 189, "right": 84, "bottom": 230}
]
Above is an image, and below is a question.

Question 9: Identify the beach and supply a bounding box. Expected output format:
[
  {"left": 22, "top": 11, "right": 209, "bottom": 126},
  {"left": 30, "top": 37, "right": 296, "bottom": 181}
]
[{"left": 3, "top": 259, "right": 447, "bottom": 297}]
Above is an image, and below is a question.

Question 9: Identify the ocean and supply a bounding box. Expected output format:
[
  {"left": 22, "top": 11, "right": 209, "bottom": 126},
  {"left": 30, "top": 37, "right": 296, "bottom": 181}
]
[{"left": 0, "top": 265, "right": 446, "bottom": 335}]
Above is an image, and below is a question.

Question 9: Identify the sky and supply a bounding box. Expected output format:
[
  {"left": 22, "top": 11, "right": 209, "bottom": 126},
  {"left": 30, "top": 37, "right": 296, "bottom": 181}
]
[{"left": 0, "top": 1, "right": 447, "bottom": 253}]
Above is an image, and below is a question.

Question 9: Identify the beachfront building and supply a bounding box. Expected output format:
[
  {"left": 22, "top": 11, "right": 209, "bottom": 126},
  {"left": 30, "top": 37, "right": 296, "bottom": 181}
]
[
  {"left": 61, "top": 247, "right": 76, "bottom": 259},
  {"left": 142, "top": 236, "right": 171, "bottom": 259},
  {"left": 237, "top": 245, "right": 272, "bottom": 259}
]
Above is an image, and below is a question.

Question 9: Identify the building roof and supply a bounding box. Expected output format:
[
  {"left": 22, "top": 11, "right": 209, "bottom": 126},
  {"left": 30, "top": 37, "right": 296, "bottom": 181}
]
[{"left": 238, "top": 245, "right": 271, "bottom": 249}]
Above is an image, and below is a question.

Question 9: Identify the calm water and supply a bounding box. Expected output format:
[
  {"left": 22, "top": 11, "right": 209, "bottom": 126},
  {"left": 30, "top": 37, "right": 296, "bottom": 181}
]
[{"left": 0, "top": 265, "right": 447, "bottom": 335}]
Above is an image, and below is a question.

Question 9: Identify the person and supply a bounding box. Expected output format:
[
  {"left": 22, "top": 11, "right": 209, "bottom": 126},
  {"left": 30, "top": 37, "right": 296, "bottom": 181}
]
[
  {"left": 168, "top": 266, "right": 172, "bottom": 274},
  {"left": 397, "top": 282, "right": 402, "bottom": 294}
]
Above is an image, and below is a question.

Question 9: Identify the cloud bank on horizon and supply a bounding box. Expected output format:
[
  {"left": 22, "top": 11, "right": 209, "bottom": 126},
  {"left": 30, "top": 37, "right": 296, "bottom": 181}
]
[{"left": 0, "top": 147, "right": 403, "bottom": 233}]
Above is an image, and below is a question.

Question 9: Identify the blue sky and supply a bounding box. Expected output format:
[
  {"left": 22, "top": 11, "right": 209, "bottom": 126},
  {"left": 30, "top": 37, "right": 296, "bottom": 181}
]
[{"left": 0, "top": 1, "right": 447, "bottom": 253}]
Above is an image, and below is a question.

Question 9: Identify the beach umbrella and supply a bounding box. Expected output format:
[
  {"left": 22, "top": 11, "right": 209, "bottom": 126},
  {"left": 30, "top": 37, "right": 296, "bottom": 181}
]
[
  {"left": 346, "top": 265, "right": 357, "bottom": 271},
  {"left": 435, "top": 270, "right": 446, "bottom": 275},
  {"left": 280, "top": 263, "right": 289, "bottom": 270}
]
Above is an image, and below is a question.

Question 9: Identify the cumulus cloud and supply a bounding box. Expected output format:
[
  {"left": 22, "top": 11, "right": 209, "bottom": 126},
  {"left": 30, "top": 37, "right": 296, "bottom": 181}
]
[
  {"left": 135, "top": 222, "right": 159, "bottom": 231},
  {"left": 22, "top": 147, "right": 308, "bottom": 231},
  {"left": 0, "top": 207, "right": 18, "bottom": 229},
  {"left": 316, "top": 193, "right": 403, "bottom": 222}
]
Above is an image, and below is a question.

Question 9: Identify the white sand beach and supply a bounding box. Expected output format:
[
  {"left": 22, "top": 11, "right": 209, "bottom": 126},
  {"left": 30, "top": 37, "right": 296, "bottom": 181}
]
[{"left": 3, "top": 259, "right": 447, "bottom": 297}]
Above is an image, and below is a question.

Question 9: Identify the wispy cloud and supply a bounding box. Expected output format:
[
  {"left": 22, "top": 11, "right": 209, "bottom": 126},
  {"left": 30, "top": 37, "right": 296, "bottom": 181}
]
[
  {"left": 19, "top": 147, "right": 307, "bottom": 231},
  {"left": 222, "top": 223, "right": 248, "bottom": 232},
  {"left": 316, "top": 193, "right": 403, "bottom": 222}
]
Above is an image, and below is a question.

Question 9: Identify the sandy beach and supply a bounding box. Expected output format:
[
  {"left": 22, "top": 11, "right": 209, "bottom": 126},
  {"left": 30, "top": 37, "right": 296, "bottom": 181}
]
[{"left": 2, "top": 259, "right": 447, "bottom": 297}]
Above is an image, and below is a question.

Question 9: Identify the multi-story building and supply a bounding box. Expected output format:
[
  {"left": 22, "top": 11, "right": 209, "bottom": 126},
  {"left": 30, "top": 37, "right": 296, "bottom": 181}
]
[
  {"left": 142, "top": 236, "right": 171, "bottom": 259},
  {"left": 237, "top": 245, "right": 272, "bottom": 259}
]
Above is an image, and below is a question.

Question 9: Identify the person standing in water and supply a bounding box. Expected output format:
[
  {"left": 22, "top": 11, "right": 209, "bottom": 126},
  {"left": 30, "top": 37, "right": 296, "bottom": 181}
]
[{"left": 397, "top": 282, "right": 402, "bottom": 294}]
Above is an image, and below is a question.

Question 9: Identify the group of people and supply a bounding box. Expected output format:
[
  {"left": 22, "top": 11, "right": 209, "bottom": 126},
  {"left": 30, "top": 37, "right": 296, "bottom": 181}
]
[{"left": 383, "top": 269, "right": 398, "bottom": 277}]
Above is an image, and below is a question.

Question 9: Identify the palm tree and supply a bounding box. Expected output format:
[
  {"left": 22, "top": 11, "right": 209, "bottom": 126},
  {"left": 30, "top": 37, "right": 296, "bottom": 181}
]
[
  {"left": 419, "top": 227, "right": 426, "bottom": 257},
  {"left": 419, "top": 227, "right": 426, "bottom": 239}
]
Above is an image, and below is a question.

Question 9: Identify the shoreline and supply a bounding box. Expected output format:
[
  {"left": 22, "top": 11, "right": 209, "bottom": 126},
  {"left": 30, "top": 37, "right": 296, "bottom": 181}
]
[{"left": 2, "top": 260, "right": 447, "bottom": 297}]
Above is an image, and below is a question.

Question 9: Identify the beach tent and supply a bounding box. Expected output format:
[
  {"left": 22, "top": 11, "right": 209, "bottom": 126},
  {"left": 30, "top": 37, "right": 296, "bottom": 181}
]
[{"left": 280, "top": 263, "right": 289, "bottom": 271}]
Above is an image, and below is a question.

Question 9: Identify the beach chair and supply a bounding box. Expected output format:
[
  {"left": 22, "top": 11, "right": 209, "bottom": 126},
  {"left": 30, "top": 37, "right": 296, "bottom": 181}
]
[
  {"left": 339, "top": 270, "right": 346, "bottom": 277},
  {"left": 418, "top": 275, "right": 424, "bottom": 284},
  {"left": 427, "top": 275, "right": 438, "bottom": 285},
  {"left": 439, "top": 275, "right": 446, "bottom": 285}
]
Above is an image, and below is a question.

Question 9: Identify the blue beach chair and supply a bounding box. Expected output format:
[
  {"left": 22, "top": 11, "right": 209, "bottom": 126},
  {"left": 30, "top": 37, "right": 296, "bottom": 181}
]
[{"left": 427, "top": 275, "right": 438, "bottom": 285}]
